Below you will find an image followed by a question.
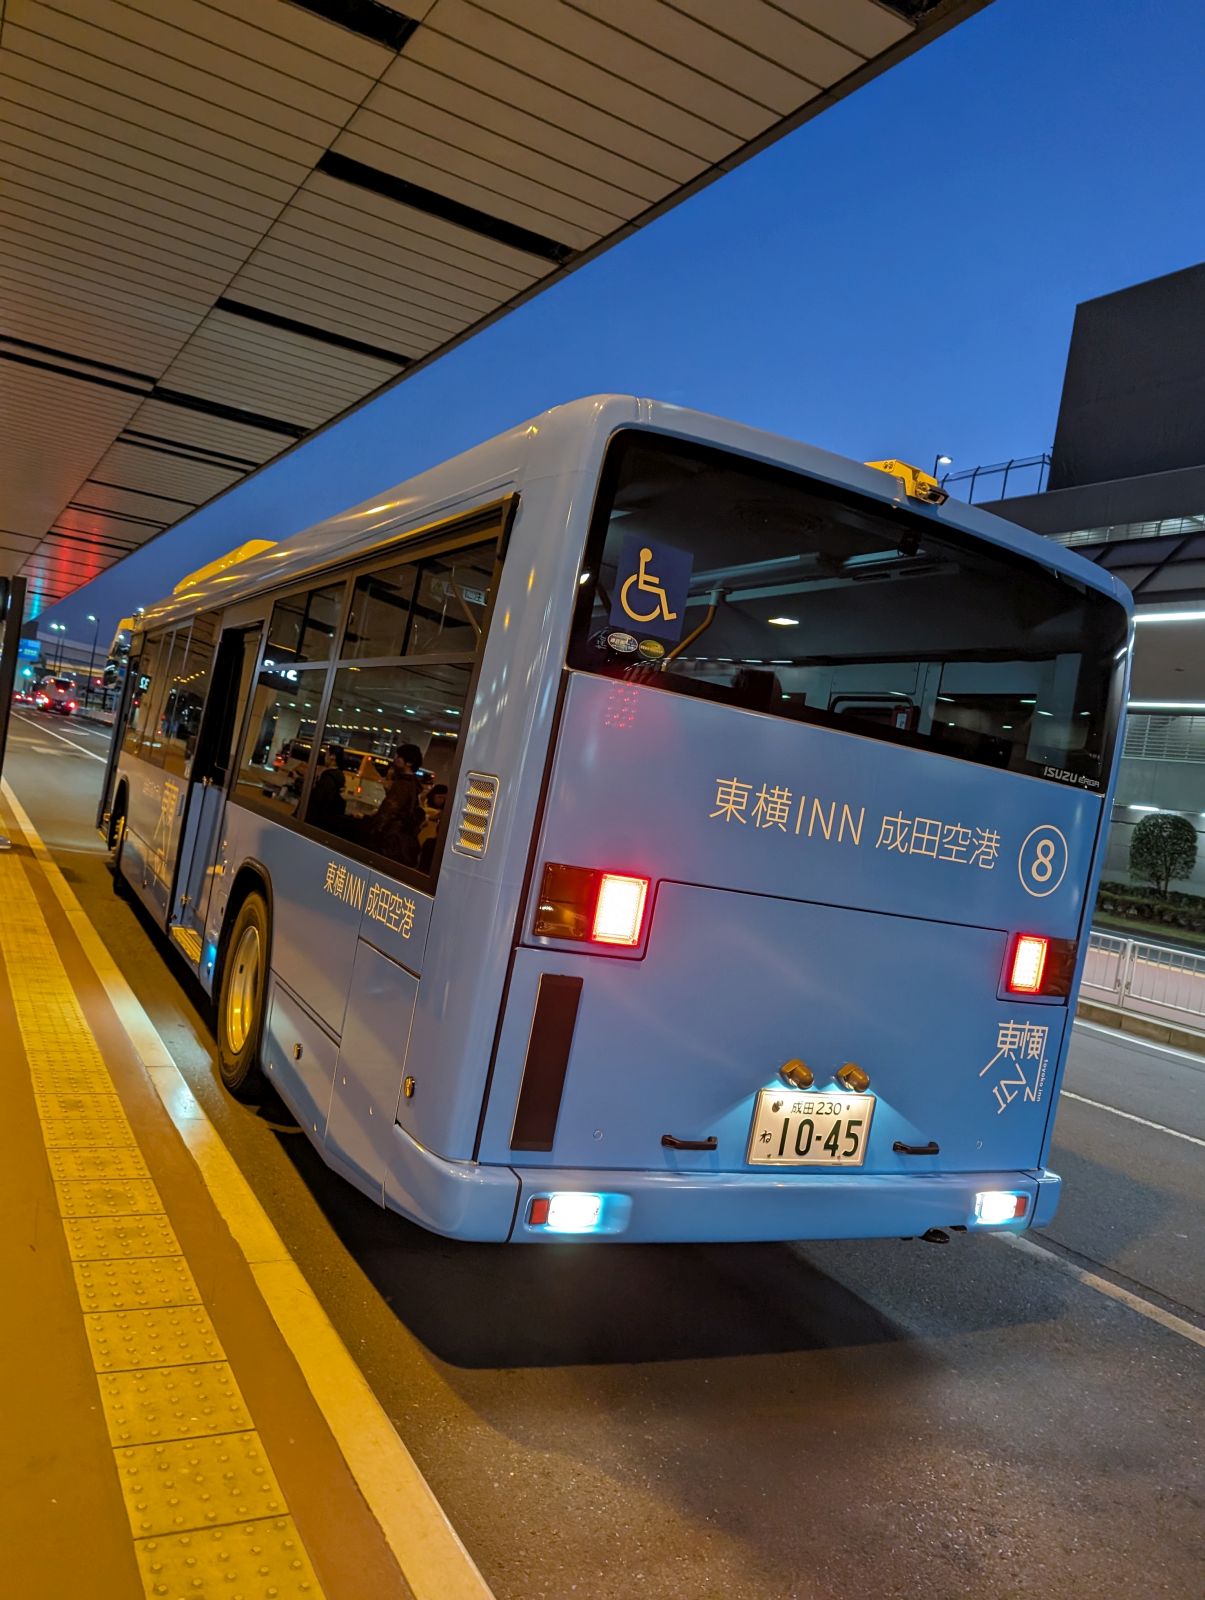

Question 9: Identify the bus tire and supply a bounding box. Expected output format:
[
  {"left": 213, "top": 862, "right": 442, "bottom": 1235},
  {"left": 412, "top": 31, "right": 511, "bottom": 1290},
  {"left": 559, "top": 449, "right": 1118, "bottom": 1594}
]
[
  {"left": 216, "top": 892, "right": 269, "bottom": 1097},
  {"left": 110, "top": 808, "right": 129, "bottom": 898}
]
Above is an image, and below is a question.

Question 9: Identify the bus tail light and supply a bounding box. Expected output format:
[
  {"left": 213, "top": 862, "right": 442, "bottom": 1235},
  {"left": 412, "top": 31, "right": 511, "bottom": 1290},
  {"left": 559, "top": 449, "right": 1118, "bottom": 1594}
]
[
  {"left": 533, "top": 863, "right": 650, "bottom": 948},
  {"left": 1004, "top": 934, "right": 1077, "bottom": 998},
  {"left": 592, "top": 873, "right": 648, "bottom": 945},
  {"left": 1008, "top": 935, "right": 1048, "bottom": 993}
]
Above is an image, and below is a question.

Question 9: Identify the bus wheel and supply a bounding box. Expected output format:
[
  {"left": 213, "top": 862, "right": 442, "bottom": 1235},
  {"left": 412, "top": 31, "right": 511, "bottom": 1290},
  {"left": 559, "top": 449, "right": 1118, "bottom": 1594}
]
[
  {"left": 110, "top": 809, "right": 129, "bottom": 897},
  {"left": 217, "top": 893, "right": 269, "bottom": 1096}
]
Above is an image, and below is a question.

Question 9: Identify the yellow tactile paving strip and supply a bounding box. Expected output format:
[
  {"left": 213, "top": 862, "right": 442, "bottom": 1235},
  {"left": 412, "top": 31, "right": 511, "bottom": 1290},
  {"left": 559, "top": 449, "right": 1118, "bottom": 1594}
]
[{"left": 0, "top": 851, "right": 327, "bottom": 1600}]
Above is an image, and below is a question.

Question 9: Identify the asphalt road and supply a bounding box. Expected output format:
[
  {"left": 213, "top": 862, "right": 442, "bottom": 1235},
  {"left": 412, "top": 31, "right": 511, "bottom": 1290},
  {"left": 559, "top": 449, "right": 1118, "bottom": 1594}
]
[{"left": 5, "top": 710, "right": 1202, "bottom": 1600}]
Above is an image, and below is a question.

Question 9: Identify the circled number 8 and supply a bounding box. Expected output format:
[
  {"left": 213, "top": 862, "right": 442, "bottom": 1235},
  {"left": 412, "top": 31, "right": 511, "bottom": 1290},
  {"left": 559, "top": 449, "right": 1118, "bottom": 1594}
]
[
  {"left": 1018, "top": 824, "right": 1068, "bottom": 898},
  {"left": 1031, "top": 837, "right": 1057, "bottom": 884}
]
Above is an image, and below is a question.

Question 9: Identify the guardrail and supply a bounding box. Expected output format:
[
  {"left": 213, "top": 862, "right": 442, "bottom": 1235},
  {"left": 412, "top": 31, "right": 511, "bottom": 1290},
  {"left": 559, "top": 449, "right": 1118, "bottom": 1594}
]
[{"left": 1082, "top": 931, "right": 1205, "bottom": 1029}]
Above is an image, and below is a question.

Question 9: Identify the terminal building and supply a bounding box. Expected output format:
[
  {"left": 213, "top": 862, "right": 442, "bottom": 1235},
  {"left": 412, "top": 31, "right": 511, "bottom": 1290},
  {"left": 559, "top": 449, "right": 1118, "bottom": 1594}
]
[{"left": 972, "top": 262, "right": 1205, "bottom": 897}]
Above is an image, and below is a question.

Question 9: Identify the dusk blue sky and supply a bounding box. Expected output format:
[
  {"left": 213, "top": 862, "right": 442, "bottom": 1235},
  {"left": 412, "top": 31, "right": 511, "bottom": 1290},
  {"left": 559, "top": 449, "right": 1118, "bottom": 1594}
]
[{"left": 44, "top": 0, "right": 1205, "bottom": 640}]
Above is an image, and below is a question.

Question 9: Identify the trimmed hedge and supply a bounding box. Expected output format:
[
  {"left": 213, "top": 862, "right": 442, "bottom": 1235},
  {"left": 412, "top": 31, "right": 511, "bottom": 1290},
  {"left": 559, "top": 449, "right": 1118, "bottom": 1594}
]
[{"left": 1096, "top": 880, "right": 1205, "bottom": 934}]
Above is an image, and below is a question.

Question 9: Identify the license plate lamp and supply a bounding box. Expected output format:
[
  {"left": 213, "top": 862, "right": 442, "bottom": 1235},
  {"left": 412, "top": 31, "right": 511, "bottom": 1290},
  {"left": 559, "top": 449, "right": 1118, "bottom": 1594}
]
[
  {"left": 778, "top": 1059, "right": 814, "bottom": 1091},
  {"left": 835, "top": 1061, "right": 871, "bottom": 1094},
  {"left": 973, "top": 1190, "right": 1029, "bottom": 1227}
]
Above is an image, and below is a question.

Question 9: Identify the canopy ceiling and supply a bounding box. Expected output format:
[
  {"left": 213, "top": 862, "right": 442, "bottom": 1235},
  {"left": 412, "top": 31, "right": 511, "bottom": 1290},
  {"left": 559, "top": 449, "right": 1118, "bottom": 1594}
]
[{"left": 0, "top": 0, "right": 987, "bottom": 612}]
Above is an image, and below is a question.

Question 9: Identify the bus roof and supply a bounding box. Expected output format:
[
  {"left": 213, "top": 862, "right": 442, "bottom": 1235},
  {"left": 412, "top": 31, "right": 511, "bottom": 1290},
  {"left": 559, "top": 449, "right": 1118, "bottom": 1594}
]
[{"left": 138, "top": 395, "right": 1132, "bottom": 632}]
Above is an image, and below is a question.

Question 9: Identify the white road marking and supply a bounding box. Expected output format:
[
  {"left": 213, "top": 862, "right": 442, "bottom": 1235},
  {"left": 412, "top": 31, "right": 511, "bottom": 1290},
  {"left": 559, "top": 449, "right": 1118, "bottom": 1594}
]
[
  {"left": 13, "top": 713, "right": 106, "bottom": 761},
  {"left": 999, "top": 1233, "right": 1205, "bottom": 1349},
  {"left": 1073, "top": 1018, "right": 1205, "bottom": 1066},
  {"left": 0, "top": 777, "right": 494, "bottom": 1600},
  {"left": 1059, "top": 1090, "right": 1204, "bottom": 1147}
]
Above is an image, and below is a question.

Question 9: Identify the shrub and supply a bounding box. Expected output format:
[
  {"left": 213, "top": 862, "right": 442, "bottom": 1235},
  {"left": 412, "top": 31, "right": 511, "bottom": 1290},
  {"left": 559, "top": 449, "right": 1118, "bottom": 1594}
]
[{"left": 1128, "top": 813, "right": 1199, "bottom": 898}]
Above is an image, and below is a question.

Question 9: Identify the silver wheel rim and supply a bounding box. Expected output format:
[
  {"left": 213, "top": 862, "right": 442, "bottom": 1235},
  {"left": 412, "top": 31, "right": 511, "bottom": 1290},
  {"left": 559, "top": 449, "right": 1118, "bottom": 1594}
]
[{"left": 225, "top": 923, "right": 261, "bottom": 1056}]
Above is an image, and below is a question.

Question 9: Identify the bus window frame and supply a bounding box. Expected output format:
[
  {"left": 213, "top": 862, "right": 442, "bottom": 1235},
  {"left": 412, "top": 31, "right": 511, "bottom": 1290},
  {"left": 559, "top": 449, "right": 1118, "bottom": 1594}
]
[{"left": 220, "top": 499, "right": 513, "bottom": 895}]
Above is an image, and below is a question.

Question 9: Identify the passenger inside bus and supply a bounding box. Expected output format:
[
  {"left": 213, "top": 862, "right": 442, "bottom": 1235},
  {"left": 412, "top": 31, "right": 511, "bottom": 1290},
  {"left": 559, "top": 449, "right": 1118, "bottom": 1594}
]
[
  {"left": 308, "top": 765, "right": 348, "bottom": 831},
  {"left": 356, "top": 745, "right": 425, "bottom": 867}
]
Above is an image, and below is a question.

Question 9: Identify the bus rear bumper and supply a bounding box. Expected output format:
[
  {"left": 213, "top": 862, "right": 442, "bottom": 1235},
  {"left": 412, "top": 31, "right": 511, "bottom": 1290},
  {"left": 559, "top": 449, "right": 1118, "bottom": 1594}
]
[
  {"left": 381, "top": 1119, "right": 1060, "bottom": 1242},
  {"left": 507, "top": 1166, "right": 1060, "bottom": 1244}
]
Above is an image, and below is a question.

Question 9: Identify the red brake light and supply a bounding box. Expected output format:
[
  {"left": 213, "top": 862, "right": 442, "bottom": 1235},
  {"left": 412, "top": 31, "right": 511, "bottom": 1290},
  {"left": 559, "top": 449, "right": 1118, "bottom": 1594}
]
[
  {"left": 1008, "top": 935, "right": 1049, "bottom": 994},
  {"left": 592, "top": 874, "right": 649, "bottom": 946},
  {"left": 534, "top": 864, "right": 653, "bottom": 948}
]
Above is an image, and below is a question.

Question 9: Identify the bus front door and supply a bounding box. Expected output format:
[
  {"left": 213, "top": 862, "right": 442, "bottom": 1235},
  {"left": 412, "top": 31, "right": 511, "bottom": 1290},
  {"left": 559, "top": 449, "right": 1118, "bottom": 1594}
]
[{"left": 168, "top": 627, "right": 261, "bottom": 975}]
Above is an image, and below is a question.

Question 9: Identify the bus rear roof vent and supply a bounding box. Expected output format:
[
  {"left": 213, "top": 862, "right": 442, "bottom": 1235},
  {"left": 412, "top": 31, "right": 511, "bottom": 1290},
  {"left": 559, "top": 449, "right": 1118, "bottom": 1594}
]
[{"left": 453, "top": 772, "right": 500, "bottom": 858}]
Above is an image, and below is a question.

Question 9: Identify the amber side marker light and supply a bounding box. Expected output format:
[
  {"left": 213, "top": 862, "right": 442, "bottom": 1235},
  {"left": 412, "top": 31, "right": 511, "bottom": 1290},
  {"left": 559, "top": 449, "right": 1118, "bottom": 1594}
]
[{"left": 1008, "top": 935, "right": 1049, "bottom": 994}]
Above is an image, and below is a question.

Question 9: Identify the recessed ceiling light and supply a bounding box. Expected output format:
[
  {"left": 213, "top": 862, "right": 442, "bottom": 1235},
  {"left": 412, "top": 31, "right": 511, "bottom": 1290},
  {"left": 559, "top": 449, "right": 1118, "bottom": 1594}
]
[{"left": 768, "top": 616, "right": 799, "bottom": 627}]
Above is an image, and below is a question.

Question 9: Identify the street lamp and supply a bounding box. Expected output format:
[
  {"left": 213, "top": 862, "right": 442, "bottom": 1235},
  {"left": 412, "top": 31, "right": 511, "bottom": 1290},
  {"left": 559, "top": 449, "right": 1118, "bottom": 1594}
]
[
  {"left": 48, "top": 621, "right": 66, "bottom": 673},
  {"left": 933, "top": 453, "right": 952, "bottom": 481},
  {"left": 85, "top": 614, "right": 99, "bottom": 709}
]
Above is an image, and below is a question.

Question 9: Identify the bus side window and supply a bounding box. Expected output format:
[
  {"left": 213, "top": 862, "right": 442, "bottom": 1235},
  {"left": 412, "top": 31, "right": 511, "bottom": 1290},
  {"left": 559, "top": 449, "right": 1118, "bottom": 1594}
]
[
  {"left": 230, "top": 583, "right": 345, "bottom": 817},
  {"left": 407, "top": 549, "right": 493, "bottom": 655},
  {"left": 300, "top": 530, "right": 498, "bottom": 880},
  {"left": 209, "top": 630, "right": 262, "bottom": 785},
  {"left": 160, "top": 613, "right": 219, "bottom": 777},
  {"left": 305, "top": 661, "right": 471, "bottom": 872},
  {"left": 123, "top": 631, "right": 171, "bottom": 761}
]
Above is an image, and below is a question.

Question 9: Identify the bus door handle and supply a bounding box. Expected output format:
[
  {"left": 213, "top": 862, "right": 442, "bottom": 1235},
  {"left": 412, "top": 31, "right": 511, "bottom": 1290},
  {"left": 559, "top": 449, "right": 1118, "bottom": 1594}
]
[
  {"left": 661, "top": 1133, "right": 718, "bottom": 1151},
  {"left": 893, "top": 1140, "right": 940, "bottom": 1156}
]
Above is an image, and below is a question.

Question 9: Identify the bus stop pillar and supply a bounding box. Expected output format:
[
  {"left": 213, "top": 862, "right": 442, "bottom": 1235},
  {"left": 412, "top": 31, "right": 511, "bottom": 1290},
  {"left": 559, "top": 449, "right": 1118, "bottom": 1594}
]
[{"left": 0, "top": 578, "right": 28, "bottom": 850}]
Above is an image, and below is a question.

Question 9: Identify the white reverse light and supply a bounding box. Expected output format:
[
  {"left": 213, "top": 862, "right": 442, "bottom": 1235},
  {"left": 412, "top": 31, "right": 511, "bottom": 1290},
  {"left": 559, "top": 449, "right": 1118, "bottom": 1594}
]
[
  {"left": 973, "top": 1190, "right": 1027, "bottom": 1227},
  {"left": 546, "top": 1192, "right": 603, "bottom": 1233}
]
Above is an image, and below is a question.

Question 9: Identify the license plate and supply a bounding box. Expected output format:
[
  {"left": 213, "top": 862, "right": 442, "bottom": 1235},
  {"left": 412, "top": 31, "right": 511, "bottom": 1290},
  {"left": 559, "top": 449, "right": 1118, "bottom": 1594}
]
[{"left": 746, "top": 1089, "right": 875, "bottom": 1167}]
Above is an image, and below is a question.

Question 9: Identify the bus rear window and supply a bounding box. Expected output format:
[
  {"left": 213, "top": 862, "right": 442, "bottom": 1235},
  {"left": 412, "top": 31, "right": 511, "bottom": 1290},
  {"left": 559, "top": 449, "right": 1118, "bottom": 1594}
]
[{"left": 568, "top": 432, "right": 1129, "bottom": 790}]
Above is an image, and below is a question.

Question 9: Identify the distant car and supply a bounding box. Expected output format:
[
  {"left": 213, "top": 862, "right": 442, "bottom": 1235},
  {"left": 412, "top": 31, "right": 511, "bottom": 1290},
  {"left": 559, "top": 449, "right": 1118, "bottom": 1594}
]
[
  {"left": 37, "top": 676, "right": 79, "bottom": 715},
  {"left": 11, "top": 687, "right": 36, "bottom": 706}
]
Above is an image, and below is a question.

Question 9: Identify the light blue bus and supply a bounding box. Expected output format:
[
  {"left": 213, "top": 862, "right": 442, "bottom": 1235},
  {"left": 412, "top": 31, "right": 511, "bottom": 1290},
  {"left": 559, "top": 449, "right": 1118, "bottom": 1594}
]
[{"left": 98, "top": 396, "right": 1131, "bottom": 1243}]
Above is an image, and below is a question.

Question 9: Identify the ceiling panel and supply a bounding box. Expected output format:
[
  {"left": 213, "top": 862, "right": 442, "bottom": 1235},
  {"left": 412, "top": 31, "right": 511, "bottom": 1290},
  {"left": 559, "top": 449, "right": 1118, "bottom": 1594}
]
[
  {"left": 0, "top": 361, "right": 142, "bottom": 537},
  {"left": 4, "top": 20, "right": 327, "bottom": 165},
  {"left": 295, "top": 174, "right": 545, "bottom": 289},
  {"left": 0, "top": 0, "right": 984, "bottom": 613},
  {"left": 378, "top": 53, "right": 675, "bottom": 203}
]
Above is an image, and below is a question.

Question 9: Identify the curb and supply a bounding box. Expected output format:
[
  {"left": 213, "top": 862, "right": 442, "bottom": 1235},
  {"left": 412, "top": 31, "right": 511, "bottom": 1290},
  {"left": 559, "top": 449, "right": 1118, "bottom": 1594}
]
[{"left": 1076, "top": 998, "right": 1205, "bottom": 1057}]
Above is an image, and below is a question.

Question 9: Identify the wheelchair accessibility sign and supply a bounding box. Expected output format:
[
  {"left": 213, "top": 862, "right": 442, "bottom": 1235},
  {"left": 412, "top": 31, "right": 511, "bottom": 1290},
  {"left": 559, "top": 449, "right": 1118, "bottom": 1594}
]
[{"left": 610, "top": 533, "right": 693, "bottom": 642}]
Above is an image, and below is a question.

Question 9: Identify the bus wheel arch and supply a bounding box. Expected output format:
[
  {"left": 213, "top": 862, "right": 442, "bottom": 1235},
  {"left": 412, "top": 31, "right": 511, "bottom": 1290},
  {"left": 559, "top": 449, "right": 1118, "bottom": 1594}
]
[
  {"left": 109, "top": 783, "right": 130, "bottom": 896},
  {"left": 108, "top": 781, "right": 128, "bottom": 849},
  {"left": 214, "top": 864, "right": 273, "bottom": 1098}
]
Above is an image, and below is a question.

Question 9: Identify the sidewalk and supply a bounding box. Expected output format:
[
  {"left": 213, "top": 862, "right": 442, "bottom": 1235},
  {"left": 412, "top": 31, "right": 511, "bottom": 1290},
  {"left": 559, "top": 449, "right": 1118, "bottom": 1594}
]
[{"left": 0, "top": 786, "right": 485, "bottom": 1600}]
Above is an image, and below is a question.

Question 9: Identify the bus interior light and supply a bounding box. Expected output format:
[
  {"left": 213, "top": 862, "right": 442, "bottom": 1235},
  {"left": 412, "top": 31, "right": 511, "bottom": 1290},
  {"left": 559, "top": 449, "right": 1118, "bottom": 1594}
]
[
  {"left": 593, "top": 873, "right": 649, "bottom": 946},
  {"left": 1008, "top": 935, "right": 1048, "bottom": 994},
  {"left": 974, "top": 1191, "right": 1028, "bottom": 1226}
]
